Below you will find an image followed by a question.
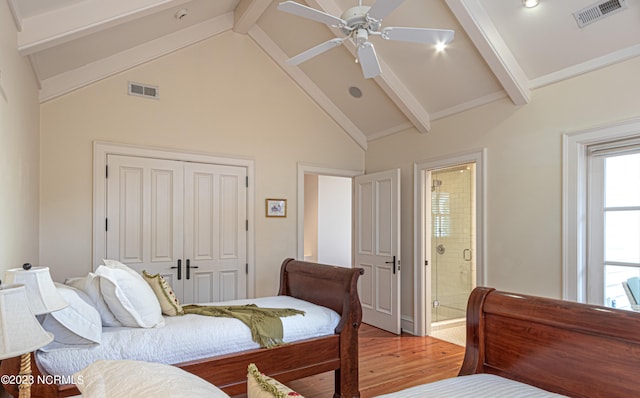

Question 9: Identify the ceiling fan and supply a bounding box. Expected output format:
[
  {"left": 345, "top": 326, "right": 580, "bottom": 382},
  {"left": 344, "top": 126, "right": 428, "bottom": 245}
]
[{"left": 277, "top": 0, "right": 455, "bottom": 79}]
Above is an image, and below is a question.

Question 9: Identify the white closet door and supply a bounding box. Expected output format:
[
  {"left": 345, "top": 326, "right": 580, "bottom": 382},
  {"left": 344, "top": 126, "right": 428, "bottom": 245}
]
[
  {"left": 106, "top": 155, "right": 185, "bottom": 298},
  {"left": 183, "top": 162, "right": 247, "bottom": 304}
]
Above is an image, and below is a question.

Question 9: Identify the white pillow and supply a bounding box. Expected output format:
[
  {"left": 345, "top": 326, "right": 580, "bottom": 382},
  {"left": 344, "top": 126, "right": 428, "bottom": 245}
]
[
  {"left": 102, "top": 259, "right": 144, "bottom": 280},
  {"left": 95, "top": 265, "right": 164, "bottom": 328},
  {"left": 65, "top": 274, "right": 122, "bottom": 327},
  {"left": 42, "top": 284, "right": 102, "bottom": 346},
  {"left": 74, "top": 360, "right": 230, "bottom": 398}
]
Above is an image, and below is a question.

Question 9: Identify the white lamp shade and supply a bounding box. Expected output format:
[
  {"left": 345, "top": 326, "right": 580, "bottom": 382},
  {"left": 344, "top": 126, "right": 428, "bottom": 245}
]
[
  {"left": 4, "top": 267, "right": 68, "bottom": 315},
  {"left": 0, "top": 284, "right": 54, "bottom": 360}
]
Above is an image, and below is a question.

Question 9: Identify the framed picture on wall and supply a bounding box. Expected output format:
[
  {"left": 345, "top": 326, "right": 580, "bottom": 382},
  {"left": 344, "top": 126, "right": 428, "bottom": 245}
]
[{"left": 266, "top": 199, "right": 287, "bottom": 217}]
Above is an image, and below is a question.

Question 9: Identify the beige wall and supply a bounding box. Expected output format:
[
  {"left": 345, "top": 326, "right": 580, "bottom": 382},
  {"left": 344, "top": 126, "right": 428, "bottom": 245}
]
[
  {"left": 39, "top": 31, "right": 364, "bottom": 295},
  {"left": 0, "top": 1, "right": 40, "bottom": 277},
  {"left": 365, "top": 56, "right": 640, "bottom": 320}
]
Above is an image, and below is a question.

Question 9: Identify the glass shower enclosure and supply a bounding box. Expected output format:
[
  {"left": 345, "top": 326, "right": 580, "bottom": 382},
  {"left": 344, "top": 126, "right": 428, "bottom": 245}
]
[{"left": 430, "top": 163, "right": 476, "bottom": 324}]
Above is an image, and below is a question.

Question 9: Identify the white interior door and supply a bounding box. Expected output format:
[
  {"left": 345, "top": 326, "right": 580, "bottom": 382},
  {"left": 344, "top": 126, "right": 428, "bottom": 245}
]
[
  {"left": 106, "top": 155, "right": 185, "bottom": 297},
  {"left": 354, "top": 169, "right": 401, "bottom": 334},
  {"left": 183, "top": 162, "right": 247, "bottom": 304}
]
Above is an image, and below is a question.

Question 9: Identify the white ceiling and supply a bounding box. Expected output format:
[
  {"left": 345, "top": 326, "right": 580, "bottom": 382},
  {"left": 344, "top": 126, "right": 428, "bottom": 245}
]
[{"left": 8, "top": 0, "right": 640, "bottom": 149}]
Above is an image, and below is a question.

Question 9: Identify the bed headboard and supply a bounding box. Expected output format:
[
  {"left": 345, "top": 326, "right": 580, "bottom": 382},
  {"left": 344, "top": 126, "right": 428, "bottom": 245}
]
[
  {"left": 460, "top": 287, "right": 640, "bottom": 398},
  {"left": 278, "top": 258, "right": 363, "bottom": 333}
]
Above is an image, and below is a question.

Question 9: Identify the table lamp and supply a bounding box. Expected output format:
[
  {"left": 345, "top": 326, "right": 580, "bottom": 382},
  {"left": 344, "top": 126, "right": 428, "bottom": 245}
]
[
  {"left": 3, "top": 264, "right": 68, "bottom": 398},
  {"left": 0, "top": 283, "right": 55, "bottom": 398}
]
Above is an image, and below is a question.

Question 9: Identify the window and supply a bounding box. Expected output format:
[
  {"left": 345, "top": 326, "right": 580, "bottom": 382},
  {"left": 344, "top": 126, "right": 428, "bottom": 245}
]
[
  {"left": 432, "top": 192, "right": 450, "bottom": 237},
  {"left": 588, "top": 143, "right": 640, "bottom": 310},
  {"left": 563, "top": 117, "right": 640, "bottom": 304}
]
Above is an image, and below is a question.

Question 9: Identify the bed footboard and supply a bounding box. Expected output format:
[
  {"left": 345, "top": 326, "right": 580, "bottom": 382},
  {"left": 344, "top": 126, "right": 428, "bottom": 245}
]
[
  {"left": 460, "top": 287, "right": 640, "bottom": 398},
  {"left": 278, "top": 258, "right": 364, "bottom": 398}
]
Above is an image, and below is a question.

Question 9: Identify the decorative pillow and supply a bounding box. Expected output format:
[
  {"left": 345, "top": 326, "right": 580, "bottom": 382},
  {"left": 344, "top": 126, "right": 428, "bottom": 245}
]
[
  {"left": 65, "top": 273, "right": 122, "bottom": 327},
  {"left": 74, "top": 360, "right": 230, "bottom": 398},
  {"left": 142, "top": 270, "right": 183, "bottom": 316},
  {"left": 95, "top": 265, "right": 164, "bottom": 328},
  {"left": 247, "top": 363, "right": 304, "bottom": 398},
  {"left": 41, "top": 283, "right": 102, "bottom": 346}
]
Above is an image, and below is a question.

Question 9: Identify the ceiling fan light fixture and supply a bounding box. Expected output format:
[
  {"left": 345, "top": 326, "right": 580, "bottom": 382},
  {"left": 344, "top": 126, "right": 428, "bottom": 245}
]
[{"left": 522, "top": 0, "right": 539, "bottom": 8}]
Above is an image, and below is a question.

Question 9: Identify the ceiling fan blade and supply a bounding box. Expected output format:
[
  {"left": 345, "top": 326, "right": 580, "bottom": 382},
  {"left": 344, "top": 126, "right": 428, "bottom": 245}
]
[
  {"left": 286, "top": 38, "right": 345, "bottom": 66},
  {"left": 277, "top": 1, "right": 346, "bottom": 26},
  {"left": 381, "top": 27, "right": 455, "bottom": 45},
  {"left": 357, "top": 42, "right": 382, "bottom": 79},
  {"left": 367, "top": 0, "right": 406, "bottom": 21}
]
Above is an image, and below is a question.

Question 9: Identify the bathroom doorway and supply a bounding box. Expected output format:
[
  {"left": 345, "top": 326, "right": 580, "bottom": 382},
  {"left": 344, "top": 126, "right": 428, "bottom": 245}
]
[
  {"left": 430, "top": 163, "right": 476, "bottom": 325},
  {"left": 413, "top": 149, "right": 485, "bottom": 339}
]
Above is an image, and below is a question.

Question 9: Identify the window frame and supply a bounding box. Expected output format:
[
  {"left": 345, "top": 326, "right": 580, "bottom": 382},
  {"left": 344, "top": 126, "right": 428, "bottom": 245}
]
[{"left": 563, "top": 117, "right": 640, "bottom": 302}]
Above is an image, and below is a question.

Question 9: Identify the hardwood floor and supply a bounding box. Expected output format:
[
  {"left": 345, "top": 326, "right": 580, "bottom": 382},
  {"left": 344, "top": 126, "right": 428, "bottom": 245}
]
[{"left": 285, "top": 323, "right": 465, "bottom": 397}]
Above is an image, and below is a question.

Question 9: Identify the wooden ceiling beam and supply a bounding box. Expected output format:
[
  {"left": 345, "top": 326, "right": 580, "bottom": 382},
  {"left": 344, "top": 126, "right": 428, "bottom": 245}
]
[
  {"left": 445, "top": 0, "right": 530, "bottom": 106},
  {"left": 18, "top": 0, "right": 191, "bottom": 55},
  {"left": 233, "top": 0, "right": 271, "bottom": 34}
]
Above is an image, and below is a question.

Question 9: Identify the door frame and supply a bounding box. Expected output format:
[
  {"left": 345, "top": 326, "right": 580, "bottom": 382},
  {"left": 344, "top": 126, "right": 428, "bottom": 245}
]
[
  {"left": 296, "top": 163, "right": 362, "bottom": 262},
  {"left": 413, "top": 148, "right": 487, "bottom": 336},
  {"left": 93, "top": 141, "right": 256, "bottom": 297}
]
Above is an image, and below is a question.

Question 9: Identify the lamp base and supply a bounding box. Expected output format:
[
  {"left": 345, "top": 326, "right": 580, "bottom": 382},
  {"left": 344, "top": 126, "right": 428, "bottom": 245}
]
[
  {"left": 18, "top": 352, "right": 31, "bottom": 398},
  {"left": 0, "top": 353, "right": 59, "bottom": 397}
]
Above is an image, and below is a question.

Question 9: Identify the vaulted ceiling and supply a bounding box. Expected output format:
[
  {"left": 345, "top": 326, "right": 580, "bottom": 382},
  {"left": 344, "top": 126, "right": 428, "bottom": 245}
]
[{"left": 8, "top": 0, "right": 640, "bottom": 149}]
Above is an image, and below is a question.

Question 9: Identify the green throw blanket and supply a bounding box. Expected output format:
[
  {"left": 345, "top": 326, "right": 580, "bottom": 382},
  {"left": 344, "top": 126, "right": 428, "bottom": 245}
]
[{"left": 182, "top": 304, "right": 305, "bottom": 348}]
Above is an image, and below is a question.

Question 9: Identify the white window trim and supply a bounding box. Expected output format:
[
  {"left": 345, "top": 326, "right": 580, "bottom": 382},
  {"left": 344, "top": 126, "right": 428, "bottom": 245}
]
[{"left": 562, "top": 117, "right": 640, "bottom": 302}]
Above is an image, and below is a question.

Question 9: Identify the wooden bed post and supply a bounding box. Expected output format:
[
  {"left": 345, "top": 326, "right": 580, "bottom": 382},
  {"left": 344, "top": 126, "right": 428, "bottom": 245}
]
[{"left": 458, "top": 286, "right": 493, "bottom": 376}]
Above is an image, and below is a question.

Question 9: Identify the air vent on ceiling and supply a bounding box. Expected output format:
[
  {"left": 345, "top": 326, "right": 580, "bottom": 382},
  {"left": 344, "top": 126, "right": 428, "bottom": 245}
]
[
  {"left": 573, "top": 0, "right": 627, "bottom": 28},
  {"left": 128, "top": 82, "right": 159, "bottom": 99}
]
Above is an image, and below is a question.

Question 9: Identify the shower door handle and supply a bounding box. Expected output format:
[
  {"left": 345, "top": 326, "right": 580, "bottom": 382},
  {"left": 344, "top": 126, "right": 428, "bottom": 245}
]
[
  {"left": 463, "top": 249, "right": 472, "bottom": 261},
  {"left": 385, "top": 255, "right": 396, "bottom": 274}
]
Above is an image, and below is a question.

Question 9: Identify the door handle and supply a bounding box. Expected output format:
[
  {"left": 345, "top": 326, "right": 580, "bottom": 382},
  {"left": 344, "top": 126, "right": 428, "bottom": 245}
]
[
  {"left": 385, "top": 255, "right": 396, "bottom": 274},
  {"left": 171, "top": 259, "right": 182, "bottom": 280},
  {"left": 463, "top": 249, "right": 472, "bottom": 261},
  {"left": 186, "top": 259, "right": 199, "bottom": 280}
]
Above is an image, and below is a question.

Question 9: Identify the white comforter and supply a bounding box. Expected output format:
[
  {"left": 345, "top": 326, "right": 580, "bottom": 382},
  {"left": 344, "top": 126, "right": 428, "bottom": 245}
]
[
  {"left": 37, "top": 296, "right": 340, "bottom": 378},
  {"left": 374, "top": 374, "right": 568, "bottom": 397}
]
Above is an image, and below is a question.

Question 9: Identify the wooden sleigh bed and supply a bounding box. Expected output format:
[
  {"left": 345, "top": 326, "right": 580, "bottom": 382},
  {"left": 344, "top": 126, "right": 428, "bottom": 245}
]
[
  {"left": 428, "top": 286, "right": 640, "bottom": 397},
  {"left": 1, "top": 258, "right": 364, "bottom": 398}
]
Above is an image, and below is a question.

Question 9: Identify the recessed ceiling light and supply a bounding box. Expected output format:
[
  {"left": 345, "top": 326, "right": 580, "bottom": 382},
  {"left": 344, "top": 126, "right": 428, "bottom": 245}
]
[
  {"left": 348, "top": 86, "right": 362, "bottom": 98},
  {"left": 522, "top": 0, "right": 539, "bottom": 8}
]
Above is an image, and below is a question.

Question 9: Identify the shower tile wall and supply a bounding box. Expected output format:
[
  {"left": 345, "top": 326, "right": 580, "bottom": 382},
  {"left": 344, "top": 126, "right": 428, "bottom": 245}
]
[{"left": 431, "top": 165, "right": 476, "bottom": 322}]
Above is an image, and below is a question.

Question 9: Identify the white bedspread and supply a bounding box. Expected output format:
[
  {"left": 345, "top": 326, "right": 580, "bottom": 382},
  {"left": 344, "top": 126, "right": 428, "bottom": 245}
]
[
  {"left": 37, "top": 296, "right": 340, "bottom": 377},
  {"left": 374, "top": 374, "right": 568, "bottom": 398}
]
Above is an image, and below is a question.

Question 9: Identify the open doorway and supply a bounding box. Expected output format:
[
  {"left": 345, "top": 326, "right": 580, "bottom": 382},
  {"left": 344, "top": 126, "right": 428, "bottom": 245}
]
[
  {"left": 296, "top": 164, "right": 361, "bottom": 268},
  {"left": 303, "top": 174, "right": 352, "bottom": 266}
]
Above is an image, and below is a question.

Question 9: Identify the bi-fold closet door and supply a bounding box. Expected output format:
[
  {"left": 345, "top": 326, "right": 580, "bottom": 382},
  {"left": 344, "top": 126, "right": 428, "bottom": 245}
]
[{"left": 106, "top": 154, "right": 247, "bottom": 304}]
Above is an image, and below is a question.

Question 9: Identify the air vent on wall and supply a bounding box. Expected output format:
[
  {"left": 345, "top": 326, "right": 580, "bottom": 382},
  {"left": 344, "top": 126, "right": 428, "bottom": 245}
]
[
  {"left": 573, "top": 0, "right": 627, "bottom": 28},
  {"left": 128, "top": 82, "right": 159, "bottom": 99}
]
